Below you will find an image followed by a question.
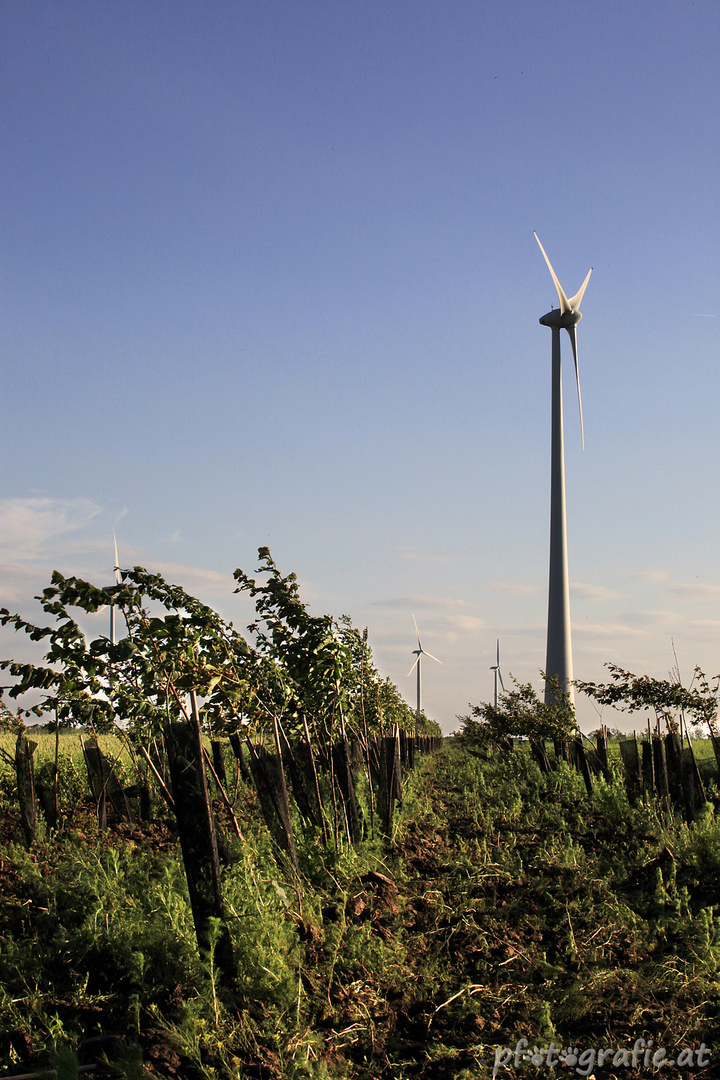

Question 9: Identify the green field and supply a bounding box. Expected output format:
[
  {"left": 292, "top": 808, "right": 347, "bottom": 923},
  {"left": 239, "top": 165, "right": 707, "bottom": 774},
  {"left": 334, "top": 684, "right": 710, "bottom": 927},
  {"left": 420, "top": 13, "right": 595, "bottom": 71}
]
[{"left": 1, "top": 735, "right": 719, "bottom": 1078}]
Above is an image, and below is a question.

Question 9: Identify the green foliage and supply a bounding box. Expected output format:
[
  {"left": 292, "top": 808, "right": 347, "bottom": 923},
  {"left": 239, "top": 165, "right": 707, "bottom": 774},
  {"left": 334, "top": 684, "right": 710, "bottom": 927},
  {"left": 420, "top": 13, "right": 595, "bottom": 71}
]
[
  {"left": 233, "top": 548, "right": 433, "bottom": 740},
  {"left": 1, "top": 566, "right": 260, "bottom": 736},
  {"left": 577, "top": 663, "right": 720, "bottom": 733},
  {"left": 457, "top": 672, "right": 578, "bottom": 748},
  {"left": 233, "top": 548, "right": 354, "bottom": 739},
  {"left": 0, "top": 838, "right": 197, "bottom": 994},
  {"left": 1, "top": 549, "right": 425, "bottom": 751}
]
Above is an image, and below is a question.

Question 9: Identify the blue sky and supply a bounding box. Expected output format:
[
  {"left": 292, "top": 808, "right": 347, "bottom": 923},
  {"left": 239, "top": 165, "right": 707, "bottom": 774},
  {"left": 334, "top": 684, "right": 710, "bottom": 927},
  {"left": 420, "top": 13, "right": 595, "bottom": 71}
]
[{"left": 2, "top": 1, "right": 718, "bottom": 732}]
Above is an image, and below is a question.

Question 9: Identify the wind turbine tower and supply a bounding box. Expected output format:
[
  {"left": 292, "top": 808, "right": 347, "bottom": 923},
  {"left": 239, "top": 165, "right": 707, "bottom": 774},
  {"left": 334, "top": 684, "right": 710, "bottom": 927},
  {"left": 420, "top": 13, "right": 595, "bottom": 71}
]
[
  {"left": 534, "top": 233, "right": 592, "bottom": 708},
  {"left": 490, "top": 639, "right": 505, "bottom": 709},
  {"left": 110, "top": 531, "right": 121, "bottom": 645},
  {"left": 407, "top": 615, "right": 442, "bottom": 722}
]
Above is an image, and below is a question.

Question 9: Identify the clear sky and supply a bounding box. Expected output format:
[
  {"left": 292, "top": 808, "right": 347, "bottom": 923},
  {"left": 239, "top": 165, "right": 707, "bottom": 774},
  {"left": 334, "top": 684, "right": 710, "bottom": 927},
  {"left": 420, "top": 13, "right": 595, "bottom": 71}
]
[{"left": 2, "top": 1, "right": 718, "bottom": 732}]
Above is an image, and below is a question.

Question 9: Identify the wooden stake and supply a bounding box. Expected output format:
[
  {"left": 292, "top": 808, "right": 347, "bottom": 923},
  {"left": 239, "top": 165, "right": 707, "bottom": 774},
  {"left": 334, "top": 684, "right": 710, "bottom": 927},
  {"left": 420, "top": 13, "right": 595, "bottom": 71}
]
[
  {"left": 303, "top": 714, "right": 329, "bottom": 846},
  {"left": 189, "top": 692, "right": 225, "bottom": 913}
]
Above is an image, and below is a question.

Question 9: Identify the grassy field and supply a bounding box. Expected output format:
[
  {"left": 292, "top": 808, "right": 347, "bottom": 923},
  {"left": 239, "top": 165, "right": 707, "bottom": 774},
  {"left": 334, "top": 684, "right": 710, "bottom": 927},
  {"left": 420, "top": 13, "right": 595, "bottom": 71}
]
[
  {"left": 0, "top": 730, "right": 133, "bottom": 763},
  {"left": 1, "top": 734, "right": 719, "bottom": 1078}
]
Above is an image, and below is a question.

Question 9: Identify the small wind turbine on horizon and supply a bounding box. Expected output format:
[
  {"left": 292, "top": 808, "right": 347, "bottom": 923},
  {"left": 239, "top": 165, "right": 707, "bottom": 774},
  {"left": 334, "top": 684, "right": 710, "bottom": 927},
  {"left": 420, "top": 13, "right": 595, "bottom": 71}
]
[
  {"left": 407, "top": 615, "right": 442, "bottom": 722},
  {"left": 489, "top": 639, "right": 505, "bottom": 709},
  {"left": 534, "top": 232, "right": 592, "bottom": 708}
]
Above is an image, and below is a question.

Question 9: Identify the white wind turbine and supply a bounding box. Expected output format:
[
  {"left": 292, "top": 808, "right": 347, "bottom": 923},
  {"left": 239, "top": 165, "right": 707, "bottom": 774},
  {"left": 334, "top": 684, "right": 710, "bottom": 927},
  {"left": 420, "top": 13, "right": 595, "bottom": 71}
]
[
  {"left": 534, "top": 233, "right": 592, "bottom": 708},
  {"left": 489, "top": 639, "right": 505, "bottom": 709},
  {"left": 103, "top": 531, "right": 122, "bottom": 645},
  {"left": 407, "top": 615, "right": 442, "bottom": 722}
]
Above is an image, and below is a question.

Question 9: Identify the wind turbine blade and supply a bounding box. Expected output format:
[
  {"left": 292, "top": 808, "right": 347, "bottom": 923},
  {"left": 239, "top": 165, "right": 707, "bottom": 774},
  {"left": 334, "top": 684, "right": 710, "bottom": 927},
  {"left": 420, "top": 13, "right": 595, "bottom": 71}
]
[
  {"left": 412, "top": 614, "right": 422, "bottom": 651},
  {"left": 407, "top": 656, "right": 420, "bottom": 678},
  {"left": 566, "top": 324, "right": 585, "bottom": 450},
  {"left": 569, "top": 267, "right": 592, "bottom": 311},
  {"left": 496, "top": 638, "right": 500, "bottom": 666},
  {"left": 113, "top": 530, "right": 121, "bottom": 584},
  {"left": 423, "top": 651, "right": 442, "bottom": 665},
  {"left": 534, "top": 232, "right": 571, "bottom": 315},
  {"left": 498, "top": 669, "right": 505, "bottom": 692}
]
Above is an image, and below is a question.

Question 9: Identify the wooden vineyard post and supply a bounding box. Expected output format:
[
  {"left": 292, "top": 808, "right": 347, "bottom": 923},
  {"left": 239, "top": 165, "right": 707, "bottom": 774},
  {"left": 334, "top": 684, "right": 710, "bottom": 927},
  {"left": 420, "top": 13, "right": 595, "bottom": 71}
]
[
  {"left": 618, "top": 737, "right": 641, "bottom": 799},
  {"left": 35, "top": 781, "right": 59, "bottom": 832},
  {"left": 332, "top": 738, "right": 361, "bottom": 845},
  {"left": 530, "top": 738, "right": 551, "bottom": 774},
  {"left": 358, "top": 633, "right": 376, "bottom": 837},
  {"left": 595, "top": 727, "right": 611, "bottom": 782},
  {"left": 272, "top": 716, "right": 300, "bottom": 871},
  {"left": 366, "top": 736, "right": 382, "bottom": 841},
  {"left": 652, "top": 734, "right": 670, "bottom": 802},
  {"left": 553, "top": 737, "right": 569, "bottom": 764},
  {"left": 246, "top": 737, "right": 299, "bottom": 873},
  {"left": 678, "top": 711, "right": 703, "bottom": 810},
  {"left": 80, "top": 735, "right": 107, "bottom": 829},
  {"left": 641, "top": 738, "right": 655, "bottom": 800},
  {"left": 80, "top": 736, "right": 134, "bottom": 825},
  {"left": 571, "top": 737, "right": 593, "bottom": 796},
  {"left": 664, "top": 731, "right": 682, "bottom": 807},
  {"left": 392, "top": 729, "right": 403, "bottom": 807},
  {"left": 679, "top": 711, "right": 706, "bottom": 813},
  {"left": 284, "top": 738, "right": 323, "bottom": 832},
  {"left": 15, "top": 734, "right": 37, "bottom": 847},
  {"left": 379, "top": 736, "right": 391, "bottom": 836},
  {"left": 165, "top": 698, "right": 234, "bottom": 984},
  {"left": 380, "top": 732, "right": 402, "bottom": 836},
  {"left": 211, "top": 740, "right": 228, "bottom": 790},
  {"left": 303, "top": 714, "right": 329, "bottom": 846},
  {"left": 115, "top": 729, "right": 153, "bottom": 822},
  {"left": 139, "top": 778, "right": 154, "bottom": 823},
  {"left": 228, "top": 732, "right": 251, "bottom": 783},
  {"left": 362, "top": 734, "right": 376, "bottom": 839},
  {"left": 53, "top": 709, "right": 60, "bottom": 824},
  {"left": 633, "top": 732, "right": 641, "bottom": 788},
  {"left": 682, "top": 740, "right": 707, "bottom": 819},
  {"left": 400, "top": 729, "right": 416, "bottom": 770}
]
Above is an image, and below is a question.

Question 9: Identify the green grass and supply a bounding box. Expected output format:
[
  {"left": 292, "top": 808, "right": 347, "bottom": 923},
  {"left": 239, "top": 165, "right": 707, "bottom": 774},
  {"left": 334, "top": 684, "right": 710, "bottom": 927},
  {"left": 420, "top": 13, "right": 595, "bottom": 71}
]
[
  {"left": 1, "top": 736, "right": 719, "bottom": 1077},
  {"left": 0, "top": 729, "right": 135, "bottom": 776}
]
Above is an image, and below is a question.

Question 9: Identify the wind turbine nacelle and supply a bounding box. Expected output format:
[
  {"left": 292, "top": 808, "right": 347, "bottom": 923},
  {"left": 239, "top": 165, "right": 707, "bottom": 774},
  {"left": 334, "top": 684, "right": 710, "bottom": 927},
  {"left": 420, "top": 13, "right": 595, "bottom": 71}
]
[{"left": 539, "top": 308, "right": 582, "bottom": 329}]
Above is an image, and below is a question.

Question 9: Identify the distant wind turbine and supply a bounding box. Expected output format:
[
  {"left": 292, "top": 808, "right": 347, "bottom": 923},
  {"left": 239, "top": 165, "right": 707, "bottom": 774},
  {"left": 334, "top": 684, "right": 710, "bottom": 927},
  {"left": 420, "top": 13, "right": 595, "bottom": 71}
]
[
  {"left": 108, "top": 531, "right": 121, "bottom": 645},
  {"left": 534, "top": 232, "right": 592, "bottom": 708},
  {"left": 407, "top": 615, "right": 442, "bottom": 722},
  {"left": 490, "top": 639, "right": 505, "bottom": 709}
]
